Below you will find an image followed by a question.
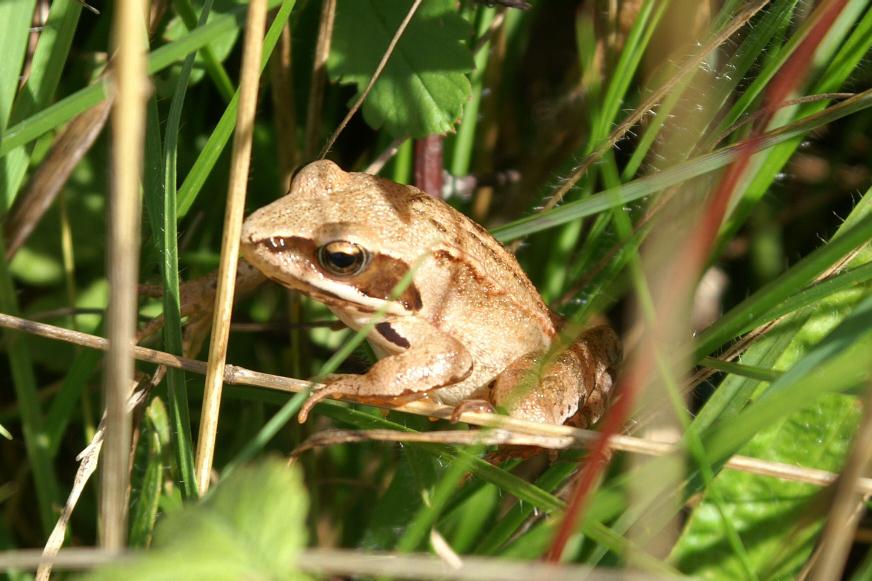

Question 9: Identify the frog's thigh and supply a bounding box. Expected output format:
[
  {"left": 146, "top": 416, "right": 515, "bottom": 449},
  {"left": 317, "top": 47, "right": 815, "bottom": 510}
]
[
  {"left": 491, "top": 325, "right": 621, "bottom": 426},
  {"left": 333, "top": 319, "right": 473, "bottom": 397},
  {"left": 490, "top": 351, "right": 582, "bottom": 425}
]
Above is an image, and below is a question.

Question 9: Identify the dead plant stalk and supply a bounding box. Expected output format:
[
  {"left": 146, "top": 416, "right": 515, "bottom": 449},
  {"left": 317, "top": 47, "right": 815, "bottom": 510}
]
[
  {"left": 102, "top": 0, "right": 147, "bottom": 551},
  {"left": 194, "top": 0, "right": 269, "bottom": 495}
]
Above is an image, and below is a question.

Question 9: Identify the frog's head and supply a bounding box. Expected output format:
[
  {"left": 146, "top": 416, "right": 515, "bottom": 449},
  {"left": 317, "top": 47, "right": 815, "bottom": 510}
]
[{"left": 240, "top": 160, "right": 423, "bottom": 315}]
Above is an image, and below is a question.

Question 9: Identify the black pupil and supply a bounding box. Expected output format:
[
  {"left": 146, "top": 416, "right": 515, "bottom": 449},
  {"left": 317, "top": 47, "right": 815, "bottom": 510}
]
[
  {"left": 319, "top": 242, "right": 365, "bottom": 275},
  {"left": 327, "top": 251, "right": 357, "bottom": 270}
]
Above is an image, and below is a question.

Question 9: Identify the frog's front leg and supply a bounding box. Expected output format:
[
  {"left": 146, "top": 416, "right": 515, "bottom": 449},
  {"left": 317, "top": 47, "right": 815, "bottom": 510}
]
[
  {"left": 490, "top": 325, "right": 621, "bottom": 426},
  {"left": 297, "top": 318, "right": 473, "bottom": 422}
]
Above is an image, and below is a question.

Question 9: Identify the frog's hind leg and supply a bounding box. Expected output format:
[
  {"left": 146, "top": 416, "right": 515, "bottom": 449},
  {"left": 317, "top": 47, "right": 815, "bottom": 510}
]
[{"left": 490, "top": 325, "right": 621, "bottom": 427}]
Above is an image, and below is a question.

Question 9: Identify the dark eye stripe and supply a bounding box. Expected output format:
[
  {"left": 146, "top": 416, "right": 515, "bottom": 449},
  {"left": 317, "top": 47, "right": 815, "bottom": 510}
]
[
  {"left": 351, "top": 252, "right": 423, "bottom": 312},
  {"left": 255, "top": 235, "right": 422, "bottom": 312}
]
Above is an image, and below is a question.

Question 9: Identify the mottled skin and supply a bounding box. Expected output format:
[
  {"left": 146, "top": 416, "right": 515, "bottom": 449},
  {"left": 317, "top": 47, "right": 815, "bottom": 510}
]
[{"left": 240, "top": 160, "right": 620, "bottom": 425}]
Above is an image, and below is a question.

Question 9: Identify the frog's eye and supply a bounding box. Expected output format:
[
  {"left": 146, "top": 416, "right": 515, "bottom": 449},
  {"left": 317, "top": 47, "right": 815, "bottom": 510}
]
[{"left": 317, "top": 240, "right": 369, "bottom": 276}]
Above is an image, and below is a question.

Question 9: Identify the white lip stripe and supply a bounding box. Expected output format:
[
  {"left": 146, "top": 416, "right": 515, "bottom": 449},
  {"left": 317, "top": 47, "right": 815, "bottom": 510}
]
[{"left": 306, "top": 276, "right": 411, "bottom": 316}]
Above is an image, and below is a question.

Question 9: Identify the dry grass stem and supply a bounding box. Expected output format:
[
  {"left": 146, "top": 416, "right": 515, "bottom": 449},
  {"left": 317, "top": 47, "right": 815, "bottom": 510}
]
[
  {"left": 292, "top": 428, "right": 579, "bottom": 455},
  {"left": 102, "top": 0, "right": 148, "bottom": 550},
  {"left": 296, "top": 548, "right": 678, "bottom": 580},
  {"left": 0, "top": 549, "right": 126, "bottom": 572},
  {"left": 809, "top": 381, "right": 872, "bottom": 580},
  {"left": 319, "top": 0, "right": 423, "bottom": 159},
  {"left": 36, "top": 376, "right": 153, "bottom": 581},
  {"left": 303, "top": 0, "right": 336, "bottom": 159},
  {"left": 195, "top": 0, "right": 269, "bottom": 495},
  {"left": 1, "top": 547, "right": 680, "bottom": 579},
  {"left": 0, "top": 312, "right": 864, "bottom": 496}
]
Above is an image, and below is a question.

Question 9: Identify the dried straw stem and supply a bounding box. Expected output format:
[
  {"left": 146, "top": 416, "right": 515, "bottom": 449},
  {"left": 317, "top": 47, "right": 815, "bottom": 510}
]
[
  {"left": 809, "top": 379, "right": 872, "bottom": 579},
  {"left": 102, "top": 0, "right": 147, "bottom": 550},
  {"left": 0, "top": 546, "right": 680, "bottom": 579},
  {"left": 194, "top": 0, "right": 268, "bottom": 495}
]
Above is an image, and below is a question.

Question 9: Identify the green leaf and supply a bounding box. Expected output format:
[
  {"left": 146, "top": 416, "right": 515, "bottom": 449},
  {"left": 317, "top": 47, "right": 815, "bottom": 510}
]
[
  {"left": 328, "top": 0, "right": 474, "bottom": 138},
  {"left": 84, "top": 459, "right": 310, "bottom": 580}
]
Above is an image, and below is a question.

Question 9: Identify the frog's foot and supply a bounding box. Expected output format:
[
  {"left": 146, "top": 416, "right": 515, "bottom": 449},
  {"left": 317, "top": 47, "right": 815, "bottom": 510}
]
[
  {"left": 449, "top": 399, "right": 496, "bottom": 423},
  {"left": 297, "top": 377, "right": 432, "bottom": 423},
  {"left": 297, "top": 381, "right": 355, "bottom": 423}
]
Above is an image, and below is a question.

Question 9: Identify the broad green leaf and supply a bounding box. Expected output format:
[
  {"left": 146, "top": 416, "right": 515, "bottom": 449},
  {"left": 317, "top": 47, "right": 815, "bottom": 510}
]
[
  {"left": 84, "top": 459, "right": 310, "bottom": 580},
  {"left": 328, "top": 0, "right": 474, "bottom": 138}
]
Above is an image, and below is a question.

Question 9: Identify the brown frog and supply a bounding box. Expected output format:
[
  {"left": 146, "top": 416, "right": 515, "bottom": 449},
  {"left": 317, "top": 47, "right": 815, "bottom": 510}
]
[{"left": 240, "top": 160, "right": 620, "bottom": 425}]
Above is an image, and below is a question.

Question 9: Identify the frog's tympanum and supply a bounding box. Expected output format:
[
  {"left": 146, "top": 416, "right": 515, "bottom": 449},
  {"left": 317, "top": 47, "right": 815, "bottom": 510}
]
[{"left": 241, "top": 160, "right": 620, "bottom": 425}]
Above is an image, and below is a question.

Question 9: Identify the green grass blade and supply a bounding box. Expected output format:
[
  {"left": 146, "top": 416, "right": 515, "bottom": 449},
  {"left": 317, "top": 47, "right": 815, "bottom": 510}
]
[
  {"left": 171, "top": 0, "right": 236, "bottom": 102},
  {"left": 817, "top": 0, "right": 872, "bottom": 93},
  {"left": 694, "top": 196, "right": 872, "bottom": 359},
  {"left": 591, "top": 0, "right": 666, "bottom": 143},
  {"left": 492, "top": 90, "right": 872, "bottom": 243},
  {"left": 0, "top": 240, "right": 58, "bottom": 533},
  {"left": 704, "top": 294, "right": 872, "bottom": 463},
  {"left": 176, "top": 0, "right": 296, "bottom": 217},
  {"left": 0, "top": 0, "right": 36, "bottom": 128},
  {"left": 448, "top": 7, "right": 494, "bottom": 178},
  {"left": 129, "top": 399, "right": 168, "bottom": 547},
  {"left": 753, "top": 261, "right": 872, "bottom": 328},
  {"left": 0, "top": 0, "right": 60, "bottom": 534},
  {"left": 1, "top": 0, "right": 82, "bottom": 209},
  {"left": 150, "top": 0, "right": 222, "bottom": 499},
  {"left": 0, "top": 0, "right": 285, "bottom": 158},
  {"left": 45, "top": 330, "right": 102, "bottom": 456},
  {"left": 699, "top": 357, "right": 782, "bottom": 382},
  {"left": 395, "top": 446, "right": 479, "bottom": 553}
]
